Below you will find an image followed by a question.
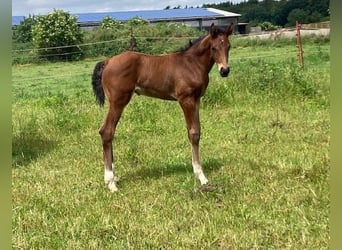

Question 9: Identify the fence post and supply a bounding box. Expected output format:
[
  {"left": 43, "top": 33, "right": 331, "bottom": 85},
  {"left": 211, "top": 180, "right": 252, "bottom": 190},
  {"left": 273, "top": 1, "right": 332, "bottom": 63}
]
[
  {"left": 296, "top": 21, "right": 304, "bottom": 68},
  {"left": 130, "top": 26, "right": 136, "bottom": 51}
]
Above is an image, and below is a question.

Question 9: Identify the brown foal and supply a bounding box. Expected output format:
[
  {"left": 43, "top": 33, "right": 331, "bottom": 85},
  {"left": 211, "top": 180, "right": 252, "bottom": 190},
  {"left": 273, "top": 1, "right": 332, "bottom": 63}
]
[{"left": 92, "top": 23, "right": 234, "bottom": 191}]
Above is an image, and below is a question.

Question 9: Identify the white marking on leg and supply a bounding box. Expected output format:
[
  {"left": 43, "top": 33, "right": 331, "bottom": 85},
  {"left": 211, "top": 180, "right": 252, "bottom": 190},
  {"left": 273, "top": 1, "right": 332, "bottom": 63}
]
[
  {"left": 192, "top": 161, "right": 208, "bottom": 185},
  {"left": 191, "top": 143, "right": 208, "bottom": 185},
  {"left": 104, "top": 169, "right": 114, "bottom": 185},
  {"left": 198, "top": 171, "right": 208, "bottom": 185},
  {"left": 104, "top": 169, "right": 118, "bottom": 192}
]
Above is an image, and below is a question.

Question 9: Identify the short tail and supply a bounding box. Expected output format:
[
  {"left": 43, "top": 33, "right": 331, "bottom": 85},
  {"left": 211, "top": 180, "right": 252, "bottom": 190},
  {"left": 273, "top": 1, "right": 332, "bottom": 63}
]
[{"left": 91, "top": 60, "right": 106, "bottom": 106}]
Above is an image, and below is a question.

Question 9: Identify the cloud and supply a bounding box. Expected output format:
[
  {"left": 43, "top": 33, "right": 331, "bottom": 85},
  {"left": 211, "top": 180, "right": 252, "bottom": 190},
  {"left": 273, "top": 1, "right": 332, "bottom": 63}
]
[{"left": 12, "top": 0, "right": 243, "bottom": 16}]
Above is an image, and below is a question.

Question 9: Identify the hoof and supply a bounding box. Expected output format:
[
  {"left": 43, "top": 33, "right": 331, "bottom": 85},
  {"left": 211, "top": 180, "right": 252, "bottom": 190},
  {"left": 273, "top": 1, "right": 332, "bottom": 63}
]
[
  {"left": 199, "top": 174, "right": 208, "bottom": 185},
  {"left": 108, "top": 180, "right": 118, "bottom": 192}
]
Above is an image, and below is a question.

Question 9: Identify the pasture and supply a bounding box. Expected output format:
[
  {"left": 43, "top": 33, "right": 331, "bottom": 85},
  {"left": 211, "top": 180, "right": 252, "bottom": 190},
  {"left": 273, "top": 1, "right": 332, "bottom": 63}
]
[{"left": 12, "top": 38, "right": 330, "bottom": 249}]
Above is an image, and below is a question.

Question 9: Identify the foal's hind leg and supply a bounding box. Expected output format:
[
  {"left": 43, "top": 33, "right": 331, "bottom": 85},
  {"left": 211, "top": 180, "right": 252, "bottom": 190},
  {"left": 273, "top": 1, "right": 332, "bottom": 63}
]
[
  {"left": 179, "top": 97, "right": 208, "bottom": 185},
  {"left": 99, "top": 94, "right": 131, "bottom": 192}
]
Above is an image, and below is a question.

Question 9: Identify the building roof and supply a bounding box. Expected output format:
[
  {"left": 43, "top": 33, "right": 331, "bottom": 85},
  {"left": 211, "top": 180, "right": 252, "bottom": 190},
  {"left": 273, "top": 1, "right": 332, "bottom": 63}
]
[
  {"left": 12, "top": 8, "right": 241, "bottom": 26},
  {"left": 12, "top": 16, "right": 26, "bottom": 26}
]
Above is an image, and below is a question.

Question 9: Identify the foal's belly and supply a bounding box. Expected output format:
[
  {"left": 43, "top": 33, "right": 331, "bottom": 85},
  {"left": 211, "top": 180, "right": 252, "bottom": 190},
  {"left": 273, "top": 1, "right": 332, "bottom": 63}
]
[{"left": 134, "top": 86, "right": 176, "bottom": 101}]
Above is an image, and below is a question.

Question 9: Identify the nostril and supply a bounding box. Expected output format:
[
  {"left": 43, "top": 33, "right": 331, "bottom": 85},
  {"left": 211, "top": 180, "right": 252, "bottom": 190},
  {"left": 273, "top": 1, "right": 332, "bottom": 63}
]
[{"left": 220, "top": 67, "right": 229, "bottom": 77}]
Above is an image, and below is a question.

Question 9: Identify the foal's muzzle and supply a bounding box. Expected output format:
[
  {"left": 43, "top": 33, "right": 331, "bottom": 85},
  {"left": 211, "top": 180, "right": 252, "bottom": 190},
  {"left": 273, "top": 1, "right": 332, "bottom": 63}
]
[{"left": 220, "top": 67, "right": 230, "bottom": 77}]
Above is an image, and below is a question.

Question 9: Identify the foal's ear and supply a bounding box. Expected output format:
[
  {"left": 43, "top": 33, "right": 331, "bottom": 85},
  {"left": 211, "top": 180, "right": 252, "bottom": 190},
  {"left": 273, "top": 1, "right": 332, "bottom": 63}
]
[
  {"left": 209, "top": 23, "right": 218, "bottom": 38},
  {"left": 225, "top": 23, "right": 234, "bottom": 36}
]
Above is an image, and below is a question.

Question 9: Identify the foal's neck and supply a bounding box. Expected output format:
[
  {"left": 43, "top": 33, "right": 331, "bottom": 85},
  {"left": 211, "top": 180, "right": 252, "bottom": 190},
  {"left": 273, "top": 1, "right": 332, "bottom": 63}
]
[{"left": 186, "top": 35, "right": 215, "bottom": 73}]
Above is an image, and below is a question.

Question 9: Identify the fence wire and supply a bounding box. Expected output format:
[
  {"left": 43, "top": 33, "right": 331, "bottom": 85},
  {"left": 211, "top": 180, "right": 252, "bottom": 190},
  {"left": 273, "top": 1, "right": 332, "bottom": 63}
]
[{"left": 12, "top": 37, "right": 329, "bottom": 83}]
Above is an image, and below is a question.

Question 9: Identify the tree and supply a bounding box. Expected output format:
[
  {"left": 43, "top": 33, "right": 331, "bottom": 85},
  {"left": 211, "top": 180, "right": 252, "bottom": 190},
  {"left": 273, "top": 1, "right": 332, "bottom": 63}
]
[
  {"left": 259, "top": 21, "right": 278, "bottom": 31},
  {"left": 203, "top": 0, "right": 329, "bottom": 27},
  {"left": 13, "top": 15, "right": 37, "bottom": 43},
  {"left": 126, "top": 17, "right": 149, "bottom": 26},
  {"left": 309, "top": 11, "right": 323, "bottom": 23},
  {"left": 308, "top": 0, "right": 329, "bottom": 16},
  {"left": 286, "top": 8, "right": 310, "bottom": 26},
  {"left": 32, "top": 9, "right": 84, "bottom": 61},
  {"left": 100, "top": 16, "right": 122, "bottom": 29},
  {"left": 272, "top": 0, "right": 288, "bottom": 26},
  {"left": 245, "top": 5, "right": 270, "bottom": 24}
]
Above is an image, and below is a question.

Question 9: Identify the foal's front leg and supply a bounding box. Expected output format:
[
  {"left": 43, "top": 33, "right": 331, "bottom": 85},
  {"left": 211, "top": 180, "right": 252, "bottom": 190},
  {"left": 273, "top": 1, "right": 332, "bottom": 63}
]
[{"left": 179, "top": 97, "right": 208, "bottom": 185}]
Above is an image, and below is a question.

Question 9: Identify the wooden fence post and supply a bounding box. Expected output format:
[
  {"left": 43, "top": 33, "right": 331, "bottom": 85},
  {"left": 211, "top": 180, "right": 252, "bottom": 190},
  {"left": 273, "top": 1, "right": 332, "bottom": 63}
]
[
  {"left": 130, "top": 26, "right": 136, "bottom": 51},
  {"left": 296, "top": 21, "right": 304, "bottom": 68}
]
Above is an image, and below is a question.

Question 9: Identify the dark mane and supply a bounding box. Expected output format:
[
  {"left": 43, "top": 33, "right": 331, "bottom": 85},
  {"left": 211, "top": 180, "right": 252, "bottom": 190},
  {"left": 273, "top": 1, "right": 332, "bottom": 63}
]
[
  {"left": 177, "top": 36, "right": 205, "bottom": 52},
  {"left": 177, "top": 27, "right": 228, "bottom": 53}
]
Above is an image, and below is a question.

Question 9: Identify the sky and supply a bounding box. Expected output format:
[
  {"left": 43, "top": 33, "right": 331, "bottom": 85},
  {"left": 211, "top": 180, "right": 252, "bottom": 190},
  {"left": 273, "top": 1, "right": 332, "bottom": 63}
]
[{"left": 12, "top": 0, "right": 244, "bottom": 16}]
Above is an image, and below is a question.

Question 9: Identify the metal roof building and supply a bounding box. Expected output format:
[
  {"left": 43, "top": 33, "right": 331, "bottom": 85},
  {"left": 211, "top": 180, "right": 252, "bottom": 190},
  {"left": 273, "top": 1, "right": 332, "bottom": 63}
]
[
  {"left": 12, "top": 8, "right": 241, "bottom": 30},
  {"left": 12, "top": 16, "right": 26, "bottom": 26}
]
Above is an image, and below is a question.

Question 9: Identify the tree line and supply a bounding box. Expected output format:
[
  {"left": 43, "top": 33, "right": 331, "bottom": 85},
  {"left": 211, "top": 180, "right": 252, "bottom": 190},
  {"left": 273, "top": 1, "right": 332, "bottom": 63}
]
[{"left": 203, "top": 0, "right": 329, "bottom": 27}]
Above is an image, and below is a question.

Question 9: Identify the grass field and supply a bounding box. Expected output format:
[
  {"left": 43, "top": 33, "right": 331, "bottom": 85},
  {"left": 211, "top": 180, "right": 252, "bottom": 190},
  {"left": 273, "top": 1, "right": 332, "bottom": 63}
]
[{"left": 12, "top": 38, "right": 330, "bottom": 249}]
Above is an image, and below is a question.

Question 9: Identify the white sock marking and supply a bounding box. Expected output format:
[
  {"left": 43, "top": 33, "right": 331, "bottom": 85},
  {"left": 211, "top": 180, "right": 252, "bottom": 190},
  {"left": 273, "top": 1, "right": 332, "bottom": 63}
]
[
  {"left": 104, "top": 169, "right": 114, "bottom": 185},
  {"left": 192, "top": 162, "right": 208, "bottom": 185}
]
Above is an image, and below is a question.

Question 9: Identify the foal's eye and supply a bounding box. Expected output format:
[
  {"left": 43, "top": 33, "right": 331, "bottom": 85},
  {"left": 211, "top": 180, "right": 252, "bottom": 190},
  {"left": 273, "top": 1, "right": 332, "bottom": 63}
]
[{"left": 211, "top": 47, "right": 216, "bottom": 51}]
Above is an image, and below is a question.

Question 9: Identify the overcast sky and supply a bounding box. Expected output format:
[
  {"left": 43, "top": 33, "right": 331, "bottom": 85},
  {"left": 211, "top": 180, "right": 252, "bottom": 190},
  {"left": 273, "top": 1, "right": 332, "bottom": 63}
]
[{"left": 12, "top": 0, "right": 243, "bottom": 16}]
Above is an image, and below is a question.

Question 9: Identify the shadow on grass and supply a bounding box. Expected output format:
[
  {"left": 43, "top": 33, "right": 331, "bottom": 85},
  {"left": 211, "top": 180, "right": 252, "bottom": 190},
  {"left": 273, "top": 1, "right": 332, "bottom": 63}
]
[
  {"left": 12, "top": 131, "right": 58, "bottom": 168},
  {"left": 122, "top": 157, "right": 224, "bottom": 183}
]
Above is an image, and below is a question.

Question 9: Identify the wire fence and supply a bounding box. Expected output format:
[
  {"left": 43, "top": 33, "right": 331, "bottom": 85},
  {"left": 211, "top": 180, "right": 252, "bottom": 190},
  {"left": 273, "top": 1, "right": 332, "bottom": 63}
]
[
  {"left": 12, "top": 36, "right": 202, "bottom": 64},
  {"left": 12, "top": 36, "right": 329, "bottom": 83},
  {"left": 12, "top": 37, "right": 197, "bottom": 53}
]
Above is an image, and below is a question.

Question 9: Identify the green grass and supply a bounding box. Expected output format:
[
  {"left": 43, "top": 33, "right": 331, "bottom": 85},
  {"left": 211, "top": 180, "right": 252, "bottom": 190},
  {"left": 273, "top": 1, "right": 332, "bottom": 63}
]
[{"left": 12, "top": 40, "right": 330, "bottom": 249}]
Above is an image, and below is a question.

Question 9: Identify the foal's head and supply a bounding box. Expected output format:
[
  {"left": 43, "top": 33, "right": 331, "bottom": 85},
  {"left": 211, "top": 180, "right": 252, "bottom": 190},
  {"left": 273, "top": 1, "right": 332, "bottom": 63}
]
[{"left": 209, "top": 23, "right": 234, "bottom": 77}]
